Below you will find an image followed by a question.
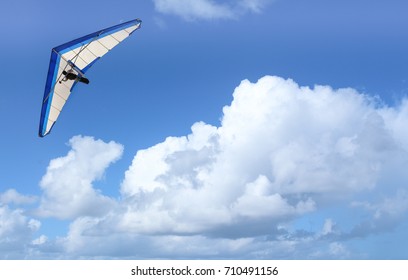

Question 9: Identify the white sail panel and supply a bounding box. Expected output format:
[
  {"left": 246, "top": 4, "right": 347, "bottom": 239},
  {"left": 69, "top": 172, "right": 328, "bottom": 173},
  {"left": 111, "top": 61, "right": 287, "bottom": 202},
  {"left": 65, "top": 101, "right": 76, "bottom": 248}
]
[
  {"left": 86, "top": 40, "right": 110, "bottom": 57},
  {"left": 111, "top": 30, "right": 130, "bottom": 42},
  {"left": 60, "top": 21, "right": 141, "bottom": 72}
]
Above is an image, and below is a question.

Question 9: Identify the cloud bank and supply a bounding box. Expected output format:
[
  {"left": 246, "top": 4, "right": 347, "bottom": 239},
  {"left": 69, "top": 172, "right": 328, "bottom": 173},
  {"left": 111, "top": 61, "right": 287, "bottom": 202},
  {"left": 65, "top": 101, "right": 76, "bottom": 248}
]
[
  {"left": 152, "top": 0, "right": 274, "bottom": 20},
  {"left": 2, "top": 75, "right": 408, "bottom": 259},
  {"left": 115, "top": 76, "right": 408, "bottom": 245}
]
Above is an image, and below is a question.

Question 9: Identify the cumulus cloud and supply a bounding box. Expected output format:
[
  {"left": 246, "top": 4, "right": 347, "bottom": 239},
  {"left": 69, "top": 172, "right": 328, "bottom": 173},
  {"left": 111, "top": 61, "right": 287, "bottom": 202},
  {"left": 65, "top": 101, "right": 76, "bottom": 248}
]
[
  {"left": 4, "top": 75, "right": 408, "bottom": 259},
  {"left": 116, "top": 76, "right": 405, "bottom": 239},
  {"left": 152, "top": 0, "right": 274, "bottom": 20},
  {"left": 52, "top": 75, "right": 408, "bottom": 258},
  {"left": 36, "top": 136, "right": 123, "bottom": 220}
]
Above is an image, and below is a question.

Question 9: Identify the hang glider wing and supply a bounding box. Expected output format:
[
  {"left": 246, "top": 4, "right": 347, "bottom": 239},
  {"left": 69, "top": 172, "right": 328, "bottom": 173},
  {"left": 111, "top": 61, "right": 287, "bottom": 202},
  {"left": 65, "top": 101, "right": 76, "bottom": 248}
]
[{"left": 39, "top": 19, "right": 142, "bottom": 137}]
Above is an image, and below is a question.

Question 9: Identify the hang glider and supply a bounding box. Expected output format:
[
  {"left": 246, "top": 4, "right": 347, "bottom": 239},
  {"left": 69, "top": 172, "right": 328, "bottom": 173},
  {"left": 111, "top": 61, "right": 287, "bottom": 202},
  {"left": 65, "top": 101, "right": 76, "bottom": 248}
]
[{"left": 38, "top": 19, "right": 142, "bottom": 137}]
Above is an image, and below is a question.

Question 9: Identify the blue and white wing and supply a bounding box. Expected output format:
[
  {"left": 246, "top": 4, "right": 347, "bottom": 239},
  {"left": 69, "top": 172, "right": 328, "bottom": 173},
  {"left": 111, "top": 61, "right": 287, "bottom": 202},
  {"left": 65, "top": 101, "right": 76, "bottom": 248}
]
[{"left": 39, "top": 19, "right": 142, "bottom": 137}]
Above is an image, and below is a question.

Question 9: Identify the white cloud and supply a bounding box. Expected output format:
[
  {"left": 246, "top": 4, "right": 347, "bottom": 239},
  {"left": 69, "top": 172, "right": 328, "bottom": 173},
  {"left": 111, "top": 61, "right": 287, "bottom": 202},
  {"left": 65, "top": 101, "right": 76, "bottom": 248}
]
[
  {"left": 370, "top": 189, "right": 408, "bottom": 221},
  {"left": 238, "top": 0, "right": 272, "bottom": 13},
  {"left": 51, "top": 75, "right": 408, "bottom": 258},
  {"left": 320, "top": 219, "right": 337, "bottom": 236},
  {"left": 380, "top": 99, "right": 408, "bottom": 151},
  {"left": 0, "top": 189, "right": 37, "bottom": 205},
  {"left": 152, "top": 0, "right": 274, "bottom": 20},
  {"left": 4, "top": 75, "right": 408, "bottom": 259},
  {"left": 36, "top": 136, "right": 123, "bottom": 220},
  {"left": 117, "top": 76, "right": 402, "bottom": 239},
  {"left": 328, "top": 242, "right": 350, "bottom": 258},
  {"left": 153, "top": 0, "right": 234, "bottom": 20},
  {"left": 0, "top": 205, "right": 41, "bottom": 258},
  {"left": 32, "top": 235, "right": 48, "bottom": 245},
  {"left": 348, "top": 189, "right": 408, "bottom": 238},
  {"left": 232, "top": 175, "right": 316, "bottom": 218},
  {"left": 49, "top": 75, "right": 408, "bottom": 258}
]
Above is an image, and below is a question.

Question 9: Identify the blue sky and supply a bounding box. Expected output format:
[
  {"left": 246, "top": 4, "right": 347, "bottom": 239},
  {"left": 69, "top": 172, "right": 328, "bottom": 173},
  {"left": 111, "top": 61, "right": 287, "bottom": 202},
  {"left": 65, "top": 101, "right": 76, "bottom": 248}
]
[{"left": 1, "top": 0, "right": 408, "bottom": 259}]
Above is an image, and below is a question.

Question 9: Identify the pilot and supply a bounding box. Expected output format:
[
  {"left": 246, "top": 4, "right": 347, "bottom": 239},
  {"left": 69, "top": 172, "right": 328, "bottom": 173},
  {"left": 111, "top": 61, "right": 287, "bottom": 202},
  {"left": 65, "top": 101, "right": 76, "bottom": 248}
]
[{"left": 61, "top": 70, "right": 90, "bottom": 84}]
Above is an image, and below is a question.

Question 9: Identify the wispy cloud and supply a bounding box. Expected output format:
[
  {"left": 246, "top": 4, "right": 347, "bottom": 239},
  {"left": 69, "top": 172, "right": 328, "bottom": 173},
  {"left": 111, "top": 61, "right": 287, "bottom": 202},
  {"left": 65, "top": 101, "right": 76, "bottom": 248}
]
[
  {"left": 0, "top": 189, "right": 37, "bottom": 205},
  {"left": 152, "top": 0, "right": 274, "bottom": 21},
  {"left": 348, "top": 189, "right": 408, "bottom": 238}
]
